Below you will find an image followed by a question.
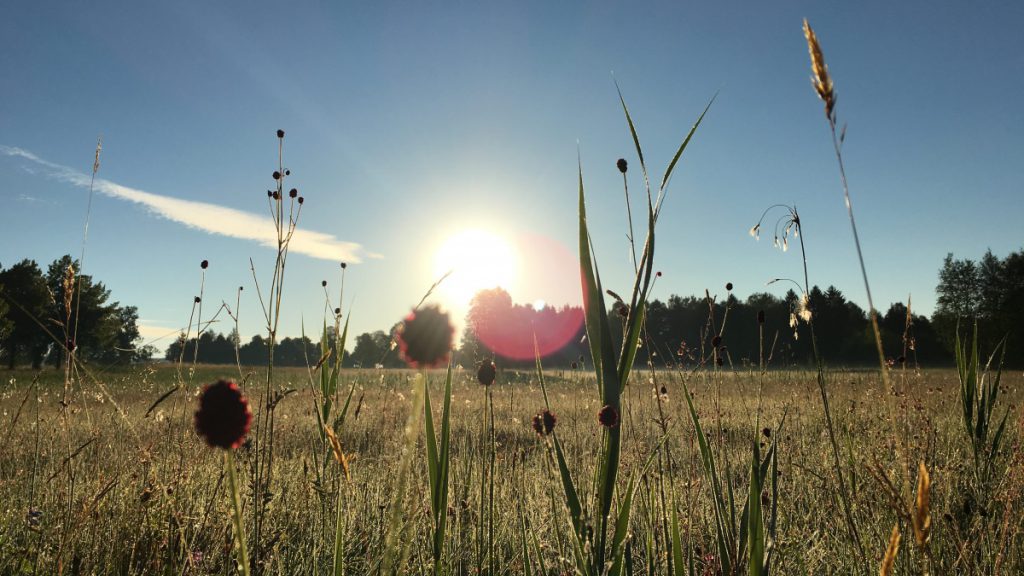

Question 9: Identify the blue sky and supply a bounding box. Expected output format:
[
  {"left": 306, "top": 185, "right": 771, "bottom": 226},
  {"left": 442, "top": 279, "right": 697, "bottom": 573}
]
[{"left": 2, "top": 1, "right": 1022, "bottom": 353}]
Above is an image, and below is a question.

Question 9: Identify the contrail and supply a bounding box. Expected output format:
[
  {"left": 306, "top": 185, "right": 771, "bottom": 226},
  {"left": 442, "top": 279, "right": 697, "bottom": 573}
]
[{"left": 2, "top": 145, "right": 375, "bottom": 263}]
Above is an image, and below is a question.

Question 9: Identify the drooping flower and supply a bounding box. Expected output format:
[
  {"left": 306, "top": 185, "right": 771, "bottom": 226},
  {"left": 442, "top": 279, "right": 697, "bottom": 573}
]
[
  {"left": 396, "top": 305, "right": 454, "bottom": 369},
  {"left": 194, "top": 380, "right": 252, "bottom": 450}
]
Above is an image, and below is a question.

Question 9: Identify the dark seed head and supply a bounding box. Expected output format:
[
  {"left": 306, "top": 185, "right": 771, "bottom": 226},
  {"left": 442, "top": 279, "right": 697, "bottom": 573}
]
[
  {"left": 757, "top": 310, "right": 765, "bottom": 324},
  {"left": 396, "top": 305, "right": 454, "bottom": 369},
  {"left": 334, "top": 307, "right": 341, "bottom": 315},
  {"left": 597, "top": 404, "right": 620, "bottom": 428},
  {"left": 711, "top": 335, "right": 722, "bottom": 348},
  {"left": 340, "top": 262, "right": 347, "bottom": 269},
  {"left": 616, "top": 158, "right": 628, "bottom": 173},
  {"left": 200, "top": 260, "right": 209, "bottom": 270},
  {"left": 660, "top": 385, "right": 668, "bottom": 396},
  {"left": 477, "top": 360, "right": 496, "bottom": 386},
  {"left": 194, "top": 296, "right": 201, "bottom": 303},
  {"left": 272, "top": 191, "right": 280, "bottom": 200},
  {"left": 321, "top": 280, "right": 327, "bottom": 287},
  {"left": 532, "top": 410, "right": 557, "bottom": 436},
  {"left": 762, "top": 427, "right": 772, "bottom": 438},
  {"left": 726, "top": 282, "right": 733, "bottom": 291},
  {"left": 570, "top": 361, "right": 578, "bottom": 370},
  {"left": 267, "top": 190, "right": 273, "bottom": 198},
  {"left": 194, "top": 380, "right": 252, "bottom": 450},
  {"left": 276, "top": 129, "right": 285, "bottom": 138},
  {"left": 66, "top": 339, "right": 76, "bottom": 352},
  {"left": 273, "top": 171, "right": 281, "bottom": 180},
  {"left": 289, "top": 188, "right": 298, "bottom": 198},
  {"left": 716, "top": 357, "right": 724, "bottom": 367},
  {"left": 297, "top": 197, "right": 304, "bottom": 204},
  {"left": 656, "top": 271, "right": 662, "bottom": 277},
  {"left": 285, "top": 169, "right": 290, "bottom": 176}
]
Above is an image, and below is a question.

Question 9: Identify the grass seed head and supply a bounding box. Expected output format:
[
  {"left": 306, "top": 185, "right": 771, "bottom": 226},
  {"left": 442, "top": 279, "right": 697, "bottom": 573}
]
[
  {"left": 616, "top": 158, "right": 628, "bottom": 173},
  {"left": 803, "top": 18, "right": 836, "bottom": 120}
]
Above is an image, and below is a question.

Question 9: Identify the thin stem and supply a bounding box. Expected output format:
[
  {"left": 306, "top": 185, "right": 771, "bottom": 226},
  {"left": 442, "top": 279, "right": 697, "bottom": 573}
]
[{"left": 226, "top": 451, "right": 251, "bottom": 576}]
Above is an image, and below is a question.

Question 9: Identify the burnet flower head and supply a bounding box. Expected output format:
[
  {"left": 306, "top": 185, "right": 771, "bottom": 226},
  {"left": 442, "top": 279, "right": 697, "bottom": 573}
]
[
  {"left": 395, "top": 304, "right": 455, "bottom": 369},
  {"left": 194, "top": 380, "right": 252, "bottom": 450}
]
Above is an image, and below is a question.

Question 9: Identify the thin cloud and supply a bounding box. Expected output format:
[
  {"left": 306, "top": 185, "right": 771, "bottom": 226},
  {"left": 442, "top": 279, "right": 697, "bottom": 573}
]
[{"left": 1, "top": 145, "right": 377, "bottom": 263}]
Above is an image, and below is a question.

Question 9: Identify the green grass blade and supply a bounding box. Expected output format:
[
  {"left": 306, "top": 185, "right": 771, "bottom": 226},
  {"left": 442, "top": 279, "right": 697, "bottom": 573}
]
[
  {"left": 659, "top": 95, "right": 716, "bottom": 196},
  {"left": 747, "top": 441, "right": 765, "bottom": 576},
  {"left": 609, "top": 437, "right": 666, "bottom": 576},
  {"left": 683, "top": 384, "right": 733, "bottom": 574},
  {"left": 670, "top": 503, "right": 686, "bottom": 576},
  {"left": 615, "top": 81, "right": 650, "bottom": 195},
  {"left": 552, "top": 433, "right": 584, "bottom": 538}
]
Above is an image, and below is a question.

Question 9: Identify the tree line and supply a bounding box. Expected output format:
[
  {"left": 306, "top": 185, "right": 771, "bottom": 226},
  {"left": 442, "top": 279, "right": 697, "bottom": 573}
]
[
  {"left": 106, "top": 245, "right": 1024, "bottom": 370},
  {"left": 0, "top": 256, "right": 148, "bottom": 369}
]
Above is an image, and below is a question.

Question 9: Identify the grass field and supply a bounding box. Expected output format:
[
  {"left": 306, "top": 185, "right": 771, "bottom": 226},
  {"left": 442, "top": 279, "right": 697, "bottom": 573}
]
[{"left": 1, "top": 363, "right": 1021, "bottom": 574}]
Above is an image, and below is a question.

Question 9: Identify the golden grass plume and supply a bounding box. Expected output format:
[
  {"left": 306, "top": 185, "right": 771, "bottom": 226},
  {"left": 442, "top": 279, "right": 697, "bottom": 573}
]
[
  {"left": 880, "top": 525, "right": 901, "bottom": 576},
  {"left": 912, "top": 461, "right": 932, "bottom": 547},
  {"left": 803, "top": 18, "right": 836, "bottom": 120}
]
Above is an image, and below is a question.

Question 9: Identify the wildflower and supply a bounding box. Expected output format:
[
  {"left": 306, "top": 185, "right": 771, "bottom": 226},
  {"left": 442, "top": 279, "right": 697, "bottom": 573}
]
[
  {"left": 616, "top": 158, "right": 628, "bottom": 173},
  {"left": 477, "top": 360, "right": 496, "bottom": 386},
  {"left": 749, "top": 224, "right": 760, "bottom": 240},
  {"left": 194, "top": 380, "right": 252, "bottom": 450},
  {"left": 597, "top": 404, "right": 620, "bottom": 428},
  {"left": 797, "top": 293, "right": 812, "bottom": 322},
  {"left": 276, "top": 129, "right": 285, "bottom": 138},
  {"left": 532, "top": 409, "right": 557, "bottom": 436},
  {"left": 289, "top": 188, "right": 298, "bottom": 198},
  {"left": 201, "top": 260, "right": 209, "bottom": 269},
  {"left": 395, "top": 305, "right": 454, "bottom": 369}
]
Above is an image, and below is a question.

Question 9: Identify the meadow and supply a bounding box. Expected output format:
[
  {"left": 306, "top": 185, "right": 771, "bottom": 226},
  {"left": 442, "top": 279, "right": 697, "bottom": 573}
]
[
  {"left": 0, "top": 363, "right": 1021, "bottom": 575},
  {"left": 2, "top": 19, "right": 1022, "bottom": 576}
]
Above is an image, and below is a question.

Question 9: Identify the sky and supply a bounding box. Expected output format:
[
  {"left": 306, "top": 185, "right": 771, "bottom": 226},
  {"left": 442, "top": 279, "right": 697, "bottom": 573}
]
[{"left": 2, "top": 1, "right": 1022, "bottom": 355}]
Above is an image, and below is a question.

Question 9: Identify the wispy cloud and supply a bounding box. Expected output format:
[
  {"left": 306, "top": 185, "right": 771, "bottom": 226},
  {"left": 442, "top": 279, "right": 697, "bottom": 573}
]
[{"left": 2, "top": 145, "right": 377, "bottom": 263}]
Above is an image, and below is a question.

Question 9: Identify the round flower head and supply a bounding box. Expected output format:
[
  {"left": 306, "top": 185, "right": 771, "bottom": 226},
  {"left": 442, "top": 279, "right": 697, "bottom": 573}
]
[
  {"left": 201, "top": 260, "right": 209, "bottom": 269},
  {"left": 477, "top": 360, "right": 496, "bottom": 386},
  {"left": 532, "top": 409, "right": 557, "bottom": 436},
  {"left": 396, "top": 305, "right": 454, "bottom": 369},
  {"left": 272, "top": 171, "right": 281, "bottom": 180},
  {"left": 725, "top": 282, "right": 733, "bottom": 291},
  {"left": 276, "top": 129, "right": 285, "bottom": 138},
  {"left": 289, "top": 188, "right": 298, "bottom": 198},
  {"left": 194, "top": 379, "right": 252, "bottom": 450},
  {"left": 617, "top": 158, "right": 628, "bottom": 173},
  {"left": 597, "top": 404, "right": 620, "bottom": 428}
]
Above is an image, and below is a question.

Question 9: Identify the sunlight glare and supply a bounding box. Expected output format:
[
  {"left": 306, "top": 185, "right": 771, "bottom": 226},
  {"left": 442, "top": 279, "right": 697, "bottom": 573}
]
[{"left": 432, "top": 229, "right": 518, "bottom": 308}]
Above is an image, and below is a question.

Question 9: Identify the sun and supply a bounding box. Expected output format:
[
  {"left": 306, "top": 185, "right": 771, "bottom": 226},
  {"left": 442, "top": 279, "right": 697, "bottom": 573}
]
[{"left": 432, "top": 229, "right": 518, "bottom": 308}]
